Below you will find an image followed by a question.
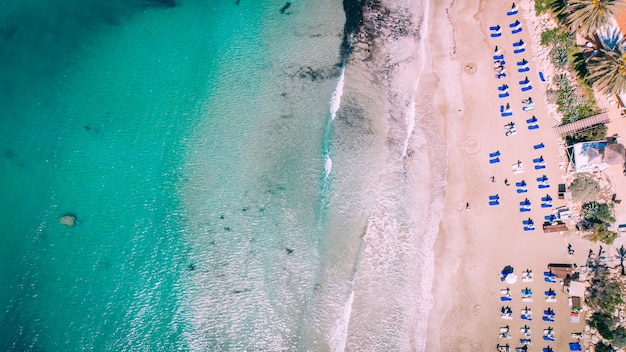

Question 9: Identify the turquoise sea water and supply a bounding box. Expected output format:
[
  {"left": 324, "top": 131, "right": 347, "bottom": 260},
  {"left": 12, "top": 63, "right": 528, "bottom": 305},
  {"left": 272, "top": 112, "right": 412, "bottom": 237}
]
[{"left": 0, "top": 1, "right": 345, "bottom": 350}]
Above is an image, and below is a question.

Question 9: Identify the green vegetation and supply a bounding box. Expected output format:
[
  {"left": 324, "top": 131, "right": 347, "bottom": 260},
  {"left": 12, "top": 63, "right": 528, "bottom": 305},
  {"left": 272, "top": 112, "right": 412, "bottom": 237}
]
[
  {"left": 588, "top": 223, "right": 619, "bottom": 244},
  {"left": 569, "top": 174, "right": 601, "bottom": 202},
  {"left": 583, "top": 201, "right": 615, "bottom": 224},
  {"left": 587, "top": 273, "right": 625, "bottom": 346},
  {"left": 595, "top": 341, "right": 616, "bottom": 352},
  {"left": 564, "top": 0, "right": 625, "bottom": 36},
  {"left": 587, "top": 44, "right": 626, "bottom": 96}
]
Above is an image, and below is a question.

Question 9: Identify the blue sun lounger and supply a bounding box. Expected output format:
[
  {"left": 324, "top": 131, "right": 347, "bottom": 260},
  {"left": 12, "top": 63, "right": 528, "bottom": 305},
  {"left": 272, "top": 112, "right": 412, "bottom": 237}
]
[
  {"left": 494, "top": 54, "right": 505, "bottom": 60},
  {"left": 539, "top": 71, "right": 546, "bottom": 81},
  {"left": 541, "top": 203, "right": 552, "bottom": 208},
  {"left": 545, "top": 215, "right": 556, "bottom": 221},
  {"left": 542, "top": 195, "right": 552, "bottom": 201},
  {"left": 489, "top": 195, "right": 500, "bottom": 200},
  {"left": 539, "top": 184, "right": 550, "bottom": 189},
  {"left": 489, "top": 200, "right": 500, "bottom": 206},
  {"left": 542, "top": 316, "right": 555, "bottom": 322},
  {"left": 513, "top": 40, "right": 524, "bottom": 47},
  {"left": 516, "top": 180, "right": 526, "bottom": 187},
  {"left": 537, "top": 176, "right": 548, "bottom": 182},
  {"left": 521, "top": 85, "right": 532, "bottom": 91},
  {"left": 491, "top": 32, "right": 502, "bottom": 38},
  {"left": 520, "top": 207, "right": 531, "bottom": 213},
  {"left": 522, "top": 219, "right": 533, "bottom": 225},
  {"left": 496, "top": 72, "right": 507, "bottom": 79},
  {"left": 535, "top": 164, "right": 545, "bottom": 170},
  {"left": 534, "top": 143, "right": 544, "bottom": 149},
  {"left": 527, "top": 116, "right": 537, "bottom": 124},
  {"left": 499, "top": 92, "right": 510, "bottom": 98},
  {"left": 490, "top": 25, "right": 501, "bottom": 31},
  {"left": 544, "top": 276, "right": 556, "bottom": 282},
  {"left": 570, "top": 343, "right": 582, "bottom": 351},
  {"left": 512, "top": 27, "right": 522, "bottom": 34},
  {"left": 507, "top": 5, "right": 518, "bottom": 16},
  {"left": 543, "top": 336, "right": 555, "bottom": 341},
  {"left": 528, "top": 124, "right": 539, "bottom": 130},
  {"left": 490, "top": 150, "right": 500, "bottom": 157},
  {"left": 518, "top": 66, "right": 530, "bottom": 73},
  {"left": 524, "top": 226, "right": 535, "bottom": 231},
  {"left": 509, "top": 20, "right": 521, "bottom": 28},
  {"left": 517, "top": 59, "right": 528, "bottom": 66},
  {"left": 502, "top": 111, "right": 513, "bottom": 117},
  {"left": 544, "top": 347, "right": 554, "bottom": 352},
  {"left": 519, "top": 77, "right": 530, "bottom": 85},
  {"left": 514, "top": 47, "right": 525, "bottom": 54},
  {"left": 520, "top": 200, "right": 531, "bottom": 205},
  {"left": 501, "top": 295, "right": 512, "bottom": 301},
  {"left": 490, "top": 157, "right": 500, "bottom": 164},
  {"left": 533, "top": 156, "right": 544, "bottom": 163},
  {"left": 517, "top": 188, "right": 528, "bottom": 193},
  {"left": 498, "top": 84, "right": 509, "bottom": 91}
]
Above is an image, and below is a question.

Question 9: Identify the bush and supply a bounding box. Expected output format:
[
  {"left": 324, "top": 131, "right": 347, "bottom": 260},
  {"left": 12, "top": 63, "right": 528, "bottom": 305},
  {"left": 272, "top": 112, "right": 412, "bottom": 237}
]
[
  {"left": 541, "top": 27, "right": 569, "bottom": 46},
  {"left": 583, "top": 202, "right": 615, "bottom": 224},
  {"left": 596, "top": 342, "right": 616, "bottom": 352},
  {"left": 569, "top": 175, "right": 600, "bottom": 202},
  {"left": 613, "top": 327, "right": 626, "bottom": 348},
  {"left": 588, "top": 224, "right": 619, "bottom": 244},
  {"left": 590, "top": 311, "right": 616, "bottom": 340},
  {"left": 567, "top": 124, "right": 608, "bottom": 145}
]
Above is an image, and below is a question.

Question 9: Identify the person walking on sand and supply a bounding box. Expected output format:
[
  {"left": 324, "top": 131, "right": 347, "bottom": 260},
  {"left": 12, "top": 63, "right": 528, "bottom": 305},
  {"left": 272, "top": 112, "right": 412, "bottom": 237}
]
[
  {"left": 466, "top": 202, "right": 471, "bottom": 210},
  {"left": 504, "top": 178, "right": 509, "bottom": 186},
  {"left": 491, "top": 176, "right": 495, "bottom": 183}
]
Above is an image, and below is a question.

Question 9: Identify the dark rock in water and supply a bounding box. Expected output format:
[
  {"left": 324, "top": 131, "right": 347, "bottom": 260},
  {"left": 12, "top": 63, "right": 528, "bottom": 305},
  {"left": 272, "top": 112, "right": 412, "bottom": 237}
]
[
  {"left": 280, "top": 2, "right": 291, "bottom": 14},
  {"left": 219, "top": 214, "right": 224, "bottom": 219},
  {"left": 60, "top": 214, "right": 77, "bottom": 227},
  {"left": 241, "top": 207, "right": 248, "bottom": 212},
  {"left": 224, "top": 227, "right": 231, "bottom": 231},
  {"left": 286, "top": 248, "right": 294, "bottom": 255},
  {"left": 341, "top": 0, "right": 364, "bottom": 60},
  {"left": 232, "top": 288, "right": 250, "bottom": 294},
  {"left": 187, "top": 263, "right": 195, "bottom": 271},
  {"left": 84, "top": 125, "right": 90, "bottom": 131},
  {"left": 4, "top": 150, "right": 15, "bottom": 159},
  {"left": 236, "top": 0, "right": 240, "bottom": 4}
]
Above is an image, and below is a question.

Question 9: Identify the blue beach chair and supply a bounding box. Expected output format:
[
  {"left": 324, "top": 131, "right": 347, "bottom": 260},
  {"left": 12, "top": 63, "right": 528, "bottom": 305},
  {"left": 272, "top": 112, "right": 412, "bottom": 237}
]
[
  {"left": 534, "top": 143, "right": 544, "bottom": 149},
  {"left": 519, "top": 77, "right": 530, "bottom": 85},
  {"left": 489, "top": 25, "right": 501, "bottom": 31},
  {"left": 499, "top": 92, "right": 510, "bottom": 98},
  {"left": 542, "top": 315, "right": 555, "bottom": 322},
  {"left": 539, "top": 71, "right": 546, "bottom": 81},
  {"left": 517, "top": 188, "right": 528, "bottom": 193},
  {"left": 490, "top": 150, "right": 501, "bottom": 157},
  {"left": 535, "top": 164, "right": 546, "bottom": 170},
  {"left": 542, "top": 195, "right": 552, "bottom": 202},
  {"left": 539, "top": 184, "right": 550, "bottom": 189},
  {"left": 528, "top": 124, "right": 539, "bottom": 130},
  {"left": 526, "top": 116, "right": 537, "bottom": 124},
  {"left": 491, "top": 32, "right": 502, "bottom": 38},
  {"left": 521, "top": 85, "right": 532, "bottom": 91},
  {"left": 509, "top": 20, "right": 521, "bottom": 28},
  {"left": 533, "top": 156, "right": 544, "bottom": 163},
  {"left": 543, "top": 336, "right": 555, "bottom": 341},
  {"left": 541, "top": 203, "right": 552, "bottom": 208},
  {"left": 513, "top": 40, "right": 524, "bottom": 47},
  {"left": 516, "top": 180, "right": 526, "bottom": 187},
  {"left": 498, "top": 84, "right": 509, "bottom": 91},
  {"left": 512, "top": 27, "right": 522, "bottom": 34},
  {"left": 514, "top": 48, "right": 525, "bottom": 54},
  {"left": 490, "top": 200, "right": 500, "bottom": 206},
  {"left": 507, "top": 3, "right": 518, "bottom": 16},
  {"left": 518, "top": 67, "right": 530, "bottom": 73},
  {"left": 490, "top": 157, "right": 500, "bottom": 164},
  {"left": 489, "top": 194, "right": 500, "bottom": 200},
  {"left": 517, "top": 59, "right": 528, "bottom": 66},
  {"left": 537, "top": 175, "right": 548, "bottom": 182},
  {"left": 494, "top": 54, "right": 505, "bottom": 60}
]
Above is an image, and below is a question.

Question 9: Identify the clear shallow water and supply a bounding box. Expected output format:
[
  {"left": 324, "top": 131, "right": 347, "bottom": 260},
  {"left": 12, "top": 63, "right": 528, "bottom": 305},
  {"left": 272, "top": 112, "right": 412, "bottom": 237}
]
[{"left": 0, "top": 0, "right": 444, "bottom": 350}]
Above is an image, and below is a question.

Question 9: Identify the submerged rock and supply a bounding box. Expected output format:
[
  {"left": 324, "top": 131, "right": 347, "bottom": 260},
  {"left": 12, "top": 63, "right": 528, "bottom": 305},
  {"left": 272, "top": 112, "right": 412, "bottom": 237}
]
[{"left": 60, "top": 214, "right": 76, "bottom": 227}]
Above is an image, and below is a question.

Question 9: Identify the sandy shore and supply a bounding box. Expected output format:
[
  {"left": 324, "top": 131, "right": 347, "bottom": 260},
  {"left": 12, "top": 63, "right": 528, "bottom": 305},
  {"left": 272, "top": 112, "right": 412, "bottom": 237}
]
[{"left": 425, "top": 0, "right": 595, "bottom": 350}]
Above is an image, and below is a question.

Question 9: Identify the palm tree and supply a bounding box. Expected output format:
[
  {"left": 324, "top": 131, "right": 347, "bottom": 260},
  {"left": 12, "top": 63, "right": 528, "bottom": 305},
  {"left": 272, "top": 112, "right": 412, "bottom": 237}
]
[
  {"left": 586, "top": 44, "right": 626, "bottom": 95},
  {"left": 616, "top": 245, "right": 626, "bottom": 275},
  {"left": 565, "top": 0, "right": 625, "bottom": 35}
]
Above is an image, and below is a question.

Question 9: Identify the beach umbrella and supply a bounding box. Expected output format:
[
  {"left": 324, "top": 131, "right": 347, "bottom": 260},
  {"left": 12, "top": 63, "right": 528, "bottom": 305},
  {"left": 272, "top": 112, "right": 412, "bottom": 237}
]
[{"left": 505, "top": 273, "right": 518, "bottom": 284}]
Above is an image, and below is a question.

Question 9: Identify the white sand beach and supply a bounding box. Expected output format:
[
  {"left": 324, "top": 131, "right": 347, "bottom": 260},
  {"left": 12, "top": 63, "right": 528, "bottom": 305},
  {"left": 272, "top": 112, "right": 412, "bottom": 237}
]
[{"left": 424, "top": 0, "right": 603, "bottom": 350}]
